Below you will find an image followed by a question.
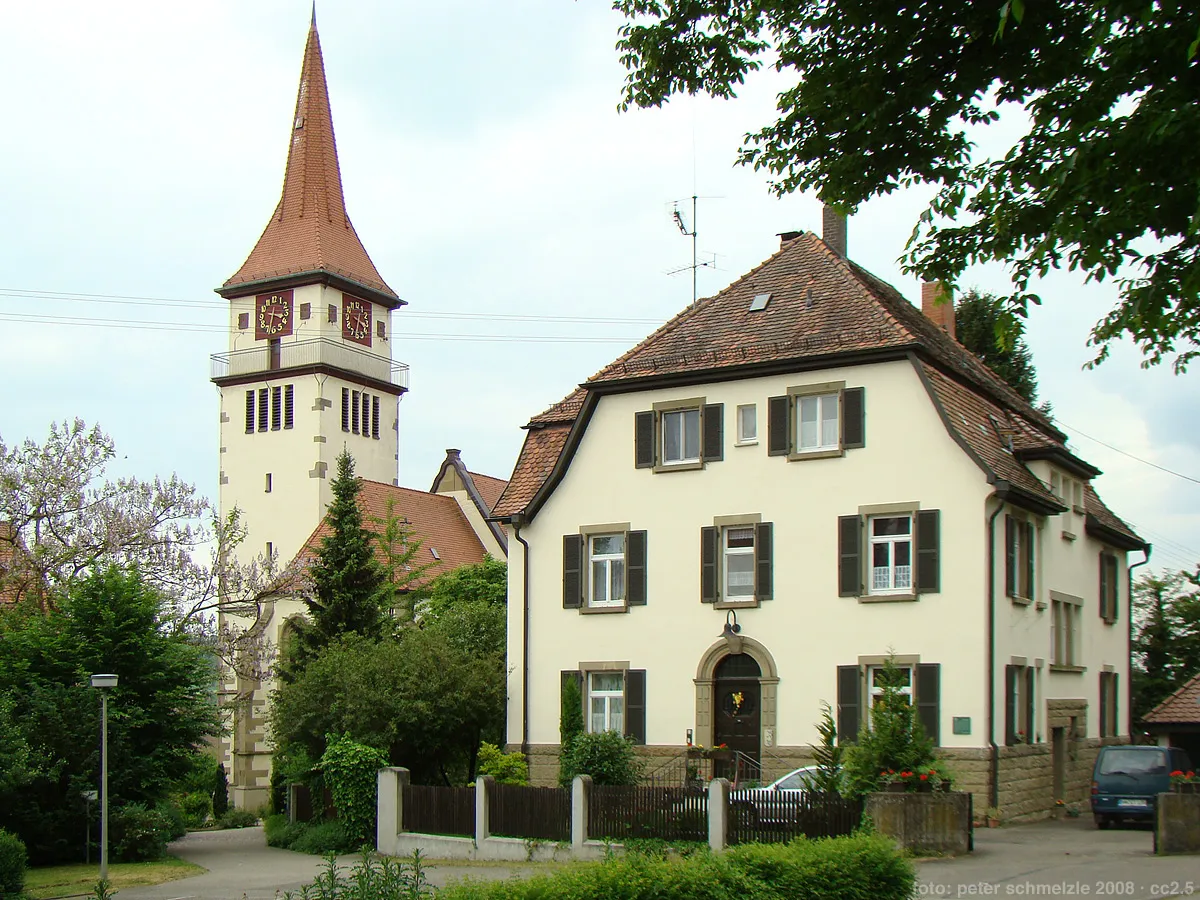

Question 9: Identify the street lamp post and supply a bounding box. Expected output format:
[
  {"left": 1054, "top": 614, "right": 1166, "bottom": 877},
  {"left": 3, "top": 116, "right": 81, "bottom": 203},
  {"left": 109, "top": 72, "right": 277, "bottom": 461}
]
[{"left": 90, "top": 674, "right": 118, "bottom": 882}]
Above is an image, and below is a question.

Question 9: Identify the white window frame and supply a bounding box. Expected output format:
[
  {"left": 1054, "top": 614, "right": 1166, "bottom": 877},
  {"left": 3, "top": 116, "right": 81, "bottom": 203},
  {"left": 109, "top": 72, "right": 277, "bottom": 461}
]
[
  {"left": 795, "top": 392, "right": 840, "bottom": 453},
  {"left": 661, "top": 407, "right": 701, "bottom": 466},
  {"left": 868, "top": 514, "right": 913, "bottom": 595},
  {"left": 723, "top": 526, "right": 756, "bottom": 601},
  {"left": 736, "top": 404, "right": 757, "bottom": 445},
  {"left": 1051, "top": 598, "right": 1080, "bottom": 667},
  {"left": 867, "top": 664, "right": 913, "bottom": 724},
  {"left": 587, "top": 533, "right": 626, "bottom": 608},
  {"left": 587, "top": 671, "right": 624, "bottom": 734}
]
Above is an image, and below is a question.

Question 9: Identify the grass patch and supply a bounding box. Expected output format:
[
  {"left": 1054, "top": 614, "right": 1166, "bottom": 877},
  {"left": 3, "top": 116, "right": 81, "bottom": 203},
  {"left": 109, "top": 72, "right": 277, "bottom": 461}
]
[{"left": 24, "top": 856, "right": 204, "bottom": 899}]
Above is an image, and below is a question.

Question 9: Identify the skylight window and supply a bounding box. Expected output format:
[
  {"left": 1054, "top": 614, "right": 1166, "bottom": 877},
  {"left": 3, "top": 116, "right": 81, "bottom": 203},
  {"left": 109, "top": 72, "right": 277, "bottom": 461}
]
[{"left": 749, "top": 293, "right": 771, "bottom": 312}]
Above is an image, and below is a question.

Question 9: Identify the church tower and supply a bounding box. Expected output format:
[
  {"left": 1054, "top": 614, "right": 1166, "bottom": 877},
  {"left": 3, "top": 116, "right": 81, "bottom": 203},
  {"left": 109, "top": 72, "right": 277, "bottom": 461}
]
[{"left": 212, "top": 13, "right": 405, "bottom": 570}]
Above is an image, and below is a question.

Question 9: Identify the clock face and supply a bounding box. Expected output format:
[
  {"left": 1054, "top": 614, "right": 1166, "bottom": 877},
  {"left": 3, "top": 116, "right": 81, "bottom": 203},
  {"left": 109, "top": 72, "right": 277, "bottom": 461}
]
[
  {"left": 342, "top": 296, "right": 372, "bottom": 346},
  {"left": 255, "top": 291, "right": 293, "bottom": 339}
]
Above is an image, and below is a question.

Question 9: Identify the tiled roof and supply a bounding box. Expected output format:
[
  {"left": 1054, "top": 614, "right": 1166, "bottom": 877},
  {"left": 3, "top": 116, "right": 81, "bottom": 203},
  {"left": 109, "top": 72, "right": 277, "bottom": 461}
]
[
  {"left": 1083, "top": 483, "right": 1143, "bottom": 548},
  {"left": 292, "top": 480, "right": 488, "bottom": 589},
  {"left": 222, "top": 17, "right": 397, "bottom": 301},
  {"left": 1143, "top": 673, "right": 1200, "bottom": 725},
  {"left": 468, "top": 472, "right": 508, "bottom": 514},
  {"left": 494, "top": 231, "right": 1131, "bottom": 538}
]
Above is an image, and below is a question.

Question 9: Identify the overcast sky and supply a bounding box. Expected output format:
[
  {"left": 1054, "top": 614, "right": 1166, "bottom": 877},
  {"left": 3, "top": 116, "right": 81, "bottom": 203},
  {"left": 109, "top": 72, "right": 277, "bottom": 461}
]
[{"left": 1, "top": 1, "right": 1196, "bottom": 573}]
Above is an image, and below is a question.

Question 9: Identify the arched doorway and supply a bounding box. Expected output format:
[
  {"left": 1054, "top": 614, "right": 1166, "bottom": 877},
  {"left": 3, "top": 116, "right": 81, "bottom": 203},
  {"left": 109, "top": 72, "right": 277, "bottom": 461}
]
[{"left": 712, "top": 653, "right": 762, "bottom": 779}]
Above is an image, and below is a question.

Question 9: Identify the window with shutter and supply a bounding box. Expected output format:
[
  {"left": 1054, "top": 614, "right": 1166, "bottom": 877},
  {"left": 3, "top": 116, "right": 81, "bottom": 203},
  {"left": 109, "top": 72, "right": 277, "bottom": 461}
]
[
  {"left": 1005, "top": 515, "right": 1036, "bottom": 601},
  {"left": 624, "top": 669, "right": 647, "bottom": 745},
  {"left": 767, "top": 396, "right": 790, "bottom": 455},
  {"left": 351, "top": 391, "right": 360, "bottom": 434},
  {"left": 562, "top": 535, "right": 583, "bottom": 609},
  {"left": 838, "top": 515, "right": 862, "bottom": 597},
  {"left": 284, "top": 385, "right": 294, "bottom": 429},
  {"left": 626, "top": 531, "right": 647, "bottom": 606},
  {"left": 700, "top": 526, "right": 719, "bottom": 603},
  {"left": 361, "top": 393, "right": 370, "bottom": 437},
  {"left": 1099, "top": 554, "right": 1118, "bottom": 622},
  {"left": 916, "top": 663, "right": 940, "bottom": 745},
  {"left": 587, "top": 671, "right": 625, "bottom": 733},
  {"left": 755, "top": 522, "right": 773, "bottom": 601},
  {"left": 372, "top": 396, "right": 380, "bottom": 439},
  {"left": 341, "top": 388, "right": 350, "bottom": 432},
  {"left": 271, "top": 386, "right": 282, "bottom": 430},
  {"left": 702, "top": 403, "right": 723, "bottom": 461},
  {"left": 836, "top": 665, "right": 861, "bottom": 744},
  {"left": 1005, "top": 664, "right": 1035, "bottom": 745},
  {"left": 245, "top": 391, "right": 255, "bottom": 434},
  {"left": 916, "top": 510, "right": 940, "bottom": 593},
  {"left": 257, "top": 388, "right": 269, "bottom": 432},
  {"left": 634, "top": 411, "right": 654, "bottom": 468}
]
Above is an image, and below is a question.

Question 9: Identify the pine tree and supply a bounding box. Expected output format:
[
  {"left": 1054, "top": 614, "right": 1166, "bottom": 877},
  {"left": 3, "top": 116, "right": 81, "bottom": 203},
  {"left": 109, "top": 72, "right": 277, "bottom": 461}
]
[
  {"left": 810, "top": 701, "right": 844, "bottom": 794},
  {"left": 954, "top": 290, "right": 1043, "bottom": 408},
  {"left": 291, "top": 451, "right": 389, "bottom": 671}
]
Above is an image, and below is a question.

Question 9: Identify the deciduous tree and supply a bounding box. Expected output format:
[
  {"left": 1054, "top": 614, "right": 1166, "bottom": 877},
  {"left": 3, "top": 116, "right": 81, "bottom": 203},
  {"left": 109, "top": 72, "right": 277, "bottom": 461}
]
[
  {"left": 1132, "top": 568, "right": 1200, "bottom": 721},
  {"left": 614, "top": 1, "right": 1200, "bottom": 369}
]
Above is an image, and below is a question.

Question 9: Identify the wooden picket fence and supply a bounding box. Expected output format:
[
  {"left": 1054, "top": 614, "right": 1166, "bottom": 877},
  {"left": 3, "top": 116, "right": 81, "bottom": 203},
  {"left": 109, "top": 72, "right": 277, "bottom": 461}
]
[
  {"left": 589, "top": 785, "right": 708, "bottom": 843},
  {"left": 487, "top": 783, "right": 571, "bottom": 841},
  {"left": 402, "top": 784, "right": 474, "bottom": 837}
]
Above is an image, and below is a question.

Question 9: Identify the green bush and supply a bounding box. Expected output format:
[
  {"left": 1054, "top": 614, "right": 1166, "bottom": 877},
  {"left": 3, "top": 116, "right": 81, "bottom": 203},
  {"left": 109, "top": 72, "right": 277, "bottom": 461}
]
[
  {"left": 435, "top": 833, "right": 913, "bottom": 900},
  {"left": 212, "top": 764, "right": 229, "bottom": 819},
  {"left": 0, "top": 829, "right": 27, "bottom": 898},
  {"left": 291, "top": 821, "right": 354, "bottom": 855},
  {"left": 558, "top": 731, "right": 643, "bottom": 788},
  {"left": 110, "top": 805, "right": 171, "bottom": 862},
  {"left": 476, "top": 743, "right": 528, "bottom": 785},
  {"left": 178, "top": 791, "right": 212, "bottom": 828},
  {"left": 263, "top": 814, "right": 306, "bottom": 849},
  {"left": 320, "top": 736, "right": 386, "bottom": 847},
  {"left": 215, "top": 808, "right": 259, "bottom": 829},
  {"left": 155, "top": 799, "right": 187, "bottom": 842}
]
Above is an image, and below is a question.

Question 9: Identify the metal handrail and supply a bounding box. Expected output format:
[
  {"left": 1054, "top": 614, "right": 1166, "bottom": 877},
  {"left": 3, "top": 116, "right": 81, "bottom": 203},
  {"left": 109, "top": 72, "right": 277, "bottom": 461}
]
[{"left": 210, "top": 337, "right": 408, "bottom": 389}]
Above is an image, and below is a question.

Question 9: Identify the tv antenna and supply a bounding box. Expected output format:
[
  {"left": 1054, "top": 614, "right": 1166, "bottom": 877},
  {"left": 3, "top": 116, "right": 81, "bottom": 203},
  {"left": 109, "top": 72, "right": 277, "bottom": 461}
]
[{"left": 667, "top": 195, "right": 718, "bottom": 304}]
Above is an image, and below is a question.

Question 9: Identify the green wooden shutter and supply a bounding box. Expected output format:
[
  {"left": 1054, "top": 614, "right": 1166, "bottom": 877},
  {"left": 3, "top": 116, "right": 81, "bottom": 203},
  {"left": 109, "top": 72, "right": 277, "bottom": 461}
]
[
  {"left": 838, "top": 515, "right": 862, "bottom": 597},
  {"left": 1112, "top": 672, "right": 1120, "bottom": 736},
  {"left": 755, "top": 522, "right": 773, "bottom": 601},
  {"left": 627, "top": 530, "right": 647, "bottom": 606},
  {"left": 1004, "top": 516, "right": 1016, "bottom": 597},
  {"left": 767, "top": 396, "right": 790, "bottom": 456},
  {"left": 917, "top": 663, "right": 941, "bottom": 745},
  {"left": 634, "top": 411, "right": 655, "bottom": 468},
  {"left": 836, "top": 665, "right": 861, "bottom": 744},
  {"left": 1099, "top": 554, "right": 1109, "bottom": 620},
  {"left": 624, "top": 669, "right": 646, "bottom": 745},
  {"left": 702, "top": 404, "right": 724, "bottom": 462},
  {"left": 1098, "top": 673, "right": 1109, "bottom": 738},
  {"left": 916, "top": 509, "right": 940, "bottom": 594},
  {"left": 842, "top": 387, "right": 865, "bottom": 448},
  {"left": 1004, "top": 666, "right": 1017, "bottom": 745},
  {"left": 1024, "top": 522, "right": 1036, "bottom": 599},
  {"left": 700, "top": 527, "right": 719, "bottom": 603},
  {"left": 1024, "top": 667, "right": 1035, "bottom": 740},
  {"left": 563, "top": 534, "right": 583, "bottom": 609}
]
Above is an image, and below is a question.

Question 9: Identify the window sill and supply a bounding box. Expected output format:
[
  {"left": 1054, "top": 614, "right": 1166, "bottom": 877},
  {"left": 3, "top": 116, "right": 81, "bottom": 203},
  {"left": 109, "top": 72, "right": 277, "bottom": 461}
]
[
  {"left": 580, "top": 604, "right": 628, "bottom": 615},
  {"left": 1049, "top": 664, "right": 1086, "bottom": 674},
  {"left": 715, "top": 599, "right": 759, "bottom": 610},
  {"left": 1060, "top": 530, "right": 1077, "bottom": 542},
  {"left": 787, "top": 448, "right": 843, "bottom": 462},
  {"left": 1009, "top": 594, "right": 1033, "bottom": 607},
  {"left": 1101, "top": 617, "right": 1118, "bottom": 626},
  {"left": 858, "top": 593, "right": 917, "bottom": 604},
  {"left": 653, "top": 460, "right": 704, "bottom": 474},
  {"left": 735, "top": 439, "right": 759, "bottom": 448}
]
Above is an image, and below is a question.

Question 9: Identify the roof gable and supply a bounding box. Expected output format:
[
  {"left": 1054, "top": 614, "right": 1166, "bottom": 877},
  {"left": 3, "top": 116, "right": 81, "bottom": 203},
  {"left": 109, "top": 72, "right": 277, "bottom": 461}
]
[{"left": 1144, "top": 672, "right": 1200, "bottom": 725}]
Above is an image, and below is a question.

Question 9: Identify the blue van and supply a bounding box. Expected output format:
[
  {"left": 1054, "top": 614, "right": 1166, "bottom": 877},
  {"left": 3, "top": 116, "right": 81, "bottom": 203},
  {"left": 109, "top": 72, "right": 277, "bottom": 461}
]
[{"left": 1091, "top": 744, "right": 1193, "bottom": 828}]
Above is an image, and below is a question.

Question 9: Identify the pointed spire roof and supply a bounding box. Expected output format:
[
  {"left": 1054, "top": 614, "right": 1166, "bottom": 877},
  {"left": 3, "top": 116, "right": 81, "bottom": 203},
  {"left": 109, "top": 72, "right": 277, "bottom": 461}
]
[{"left": 221, "top": 16, "right": 400, "bottom": 305}]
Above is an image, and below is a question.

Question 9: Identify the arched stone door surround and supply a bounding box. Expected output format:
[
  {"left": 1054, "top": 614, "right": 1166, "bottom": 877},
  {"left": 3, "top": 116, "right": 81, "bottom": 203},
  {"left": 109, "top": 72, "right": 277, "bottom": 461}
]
[{"left": 692, "top": 637, "right": 779, "bottom": 749}]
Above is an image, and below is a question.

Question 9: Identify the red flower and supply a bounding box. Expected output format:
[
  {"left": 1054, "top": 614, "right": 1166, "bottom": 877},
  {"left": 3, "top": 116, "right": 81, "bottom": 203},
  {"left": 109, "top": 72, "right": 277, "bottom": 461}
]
[
  {"left": 1171, "top": 770, "right": 1184, "bottom": 777},
  {"left": 1188, "top": 771, "right": 1196, "bottom": 779},
  {"left": 919, "top": 774, "right": 929, "bottom": 781}
]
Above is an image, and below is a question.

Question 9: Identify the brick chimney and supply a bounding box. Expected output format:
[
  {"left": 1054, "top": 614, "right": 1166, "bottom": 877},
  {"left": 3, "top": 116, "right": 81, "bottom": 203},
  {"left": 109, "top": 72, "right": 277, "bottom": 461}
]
[
  {"left": 921, "top": 281, "right": 956, "bottom": 340},
  {"left": 822, "top": 205, "right": 847, "bottom": 257}
]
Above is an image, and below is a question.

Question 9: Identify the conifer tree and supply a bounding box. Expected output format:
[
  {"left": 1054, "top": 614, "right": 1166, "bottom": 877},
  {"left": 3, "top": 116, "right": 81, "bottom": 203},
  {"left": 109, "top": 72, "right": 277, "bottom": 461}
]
[
  {"left": 810, "top": 701, "right": 844, "bottom": 794},
  {"left": 291, "top": 451, "right": 389, "bottom": 671}
]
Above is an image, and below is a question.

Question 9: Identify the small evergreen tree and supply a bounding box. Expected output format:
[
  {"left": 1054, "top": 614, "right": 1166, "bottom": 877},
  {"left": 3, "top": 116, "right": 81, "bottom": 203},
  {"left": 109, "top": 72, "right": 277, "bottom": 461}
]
[
  {"left": 560, "top": 676, "right": 584, "bottom": 749},
  {"left": 809, "top": 701, "right": 844, "bottom": 794},
  {"left": 290, "top": 451, "right": 389, "bottom": 672},
  {"left": 211, "top": 764, "right": 229, "bottom": 819},
  {"left": 955, "top": 290, "right": 1043, "bottom": 408},
  {"left": 842, "top": 656, "right": 936, "bottom": 799},
  {"left": 373, "top": 497, "right": 436, "bottom": 626}
]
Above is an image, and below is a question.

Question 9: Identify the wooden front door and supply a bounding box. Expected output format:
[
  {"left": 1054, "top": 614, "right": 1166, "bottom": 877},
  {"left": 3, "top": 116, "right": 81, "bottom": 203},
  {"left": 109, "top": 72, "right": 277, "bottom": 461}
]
[{"left": 713, "top": 653, "right": 762, "bottom": 780}]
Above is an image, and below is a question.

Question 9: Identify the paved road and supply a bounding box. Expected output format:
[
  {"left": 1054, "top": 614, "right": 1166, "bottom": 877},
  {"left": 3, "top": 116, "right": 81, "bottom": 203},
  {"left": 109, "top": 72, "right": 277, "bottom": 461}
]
[
  {"left": 917, "top": 818, "right": 1200, "bottom": 900},
  {"left": 122, "top": 819, "right": 1200, "bottom": 900},
  {"left": 118, "top": 828, "right": 536, "bottom": 900}
]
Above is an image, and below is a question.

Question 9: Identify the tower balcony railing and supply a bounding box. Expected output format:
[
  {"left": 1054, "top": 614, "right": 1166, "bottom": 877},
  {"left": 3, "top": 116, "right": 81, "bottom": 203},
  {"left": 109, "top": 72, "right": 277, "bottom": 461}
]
[{"left": 210, "top": 338, "right": 409, "bottom": 390}]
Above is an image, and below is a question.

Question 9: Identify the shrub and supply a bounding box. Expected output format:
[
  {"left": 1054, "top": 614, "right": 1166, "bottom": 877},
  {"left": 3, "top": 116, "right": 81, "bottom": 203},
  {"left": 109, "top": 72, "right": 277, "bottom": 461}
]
[
  {"left": 212, "top": 764, "right": 229, "bottom": 819},
  {"left": 110, "top": 805, "right": 171, "bottom": 862},
  {"left": 558, "top": 731, "right": 643, "bottom": 788},
  {"left": 263, "top": 814, "right": 306, "bottom": 849},
  {"left": 0, "top": 829, "right": 27, "bottom": 898},
  {"left": 320, "top": 736, "right": 386, "bottom": 847},
  {"left": 178, "top": 791, "right": 211, "bottom": 828},
  {"left": 155, "top": 799, "right": 188, "bottom": 842},
  {"left": 476, "top": 743, "right": 528, "bottom": 785},
  {"left": 291, "top": 821, "right": 354, "bottom": 855},
  {"left": 215, "top": 808, "right": 259, "bottom": 829}
]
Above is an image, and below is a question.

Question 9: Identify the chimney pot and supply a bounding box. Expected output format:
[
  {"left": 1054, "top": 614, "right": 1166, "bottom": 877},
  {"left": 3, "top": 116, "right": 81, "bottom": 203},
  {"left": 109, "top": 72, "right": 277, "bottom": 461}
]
[
  {"left": 445, "top": 448, "right": 461, "bottom": 458},
  {"left": 921, "top": 282, "right": 956, "bottom": 340},
  {"left": 778, "top": 230, "right": 803, "bottom": 247},
  {"left": 821, "top": 205, "right": 847, "bottom": 257}
]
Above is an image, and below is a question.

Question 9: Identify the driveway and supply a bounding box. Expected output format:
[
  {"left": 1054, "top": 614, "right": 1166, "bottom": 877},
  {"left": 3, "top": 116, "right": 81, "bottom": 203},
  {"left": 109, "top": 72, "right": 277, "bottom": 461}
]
[
  {"left": 917, "top": 818, "right": 1199, "bottom": 900},
  {"left": 119, "top": 828, "right": 534, "bottom": 900}
]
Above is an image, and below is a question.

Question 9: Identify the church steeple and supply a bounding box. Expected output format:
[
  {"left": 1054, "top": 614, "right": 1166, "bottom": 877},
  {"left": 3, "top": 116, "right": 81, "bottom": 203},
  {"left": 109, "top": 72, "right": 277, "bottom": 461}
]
[{"left": 221, "top": 15, "right": 399, "bottom": 305}]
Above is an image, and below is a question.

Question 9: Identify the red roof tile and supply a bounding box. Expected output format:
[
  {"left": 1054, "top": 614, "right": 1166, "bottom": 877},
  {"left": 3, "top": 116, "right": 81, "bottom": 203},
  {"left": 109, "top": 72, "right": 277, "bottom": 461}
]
[
  {"left": 492, "top": 424, "right": 572, "bottom": 519},
  {"left": 468, "top": 472, "right": 508, "bottom": 514},
  {"left": 1144, "top": 673, "right": 1200, "bottom": 725},
  {"left": 223, "top": 17, "right": 397, "bottom": 302},
  {"left": 292, "top": 480, "right": 488, "bottom": 588}
]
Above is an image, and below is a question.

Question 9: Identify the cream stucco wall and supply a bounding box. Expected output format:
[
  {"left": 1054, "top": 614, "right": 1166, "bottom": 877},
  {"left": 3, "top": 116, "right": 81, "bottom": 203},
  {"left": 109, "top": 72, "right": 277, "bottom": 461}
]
[
  {"left": 507, "top": 358, "right": 999, "bottom": 754},
  {"left": 440, "top": 489, "right": 506, "bottom": 559}
]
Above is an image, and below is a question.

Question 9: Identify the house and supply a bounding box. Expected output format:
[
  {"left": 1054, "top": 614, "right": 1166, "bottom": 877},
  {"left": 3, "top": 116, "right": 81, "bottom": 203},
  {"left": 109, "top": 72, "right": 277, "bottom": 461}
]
[
  {"left": 1143, "top": 673, "right": 1200, "bottom": 768},
  {"left": 220, "top": 448, "right": 508, "bottom": 810},
  {"left": 491, "top": 212, "right": 1145, "bottom": 820}
]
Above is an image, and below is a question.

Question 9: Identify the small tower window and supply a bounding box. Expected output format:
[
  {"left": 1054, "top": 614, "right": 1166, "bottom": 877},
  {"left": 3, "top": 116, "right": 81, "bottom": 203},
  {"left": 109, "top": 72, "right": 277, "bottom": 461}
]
[
  {"left": 300, "top": 303, "right": 311, "bottom": 320},
  {"left": 271, "top": 387, "right": 282, "bottom": 431},
  {"left": 341, "top": 388, "right": 350, "bottom": 432},
  {"left": 328, "top": 305, "right": 337, "bottom": 324},
  {"left": 372, "top": 396, "right": 380, "bottom": 439},
  {"left": 238, "top": 313, "right": 250, "bottom": 330},
  {"left": 257, "top": 388, "right": 269, "bottom": 432},
  {"left": 265, "top": 473, "right": 272, "bottom": 493},
  {"left": 245, "top": 391, "right": 255, "bottom": 434},
  {"left": 377, "top": 321, "right": 386, "bottom": 339},
  {"left": 351, "top": 391, "right": 361, "bottom": 434},
  {"left": 361, "top": 392, "right": 370, "bottom": 436},
  {"left": 284, "top": 385, "right": 295, "bottom": 429}
]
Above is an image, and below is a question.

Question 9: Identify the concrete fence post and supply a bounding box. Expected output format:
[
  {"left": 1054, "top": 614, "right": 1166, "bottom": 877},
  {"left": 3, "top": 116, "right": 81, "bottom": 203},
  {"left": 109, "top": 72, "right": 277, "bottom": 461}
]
[
  {"left": 376, "top": 767, "right": 409, "bottom": 852},
  {"left": 572, "top": 775, "right": 592, "bottom": 850},
  {"left": 476, "top": 775, "right": 495, "bottom": 846},
  {"left": 708, "top": 777, "right": 730, "bottom": 853}
]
